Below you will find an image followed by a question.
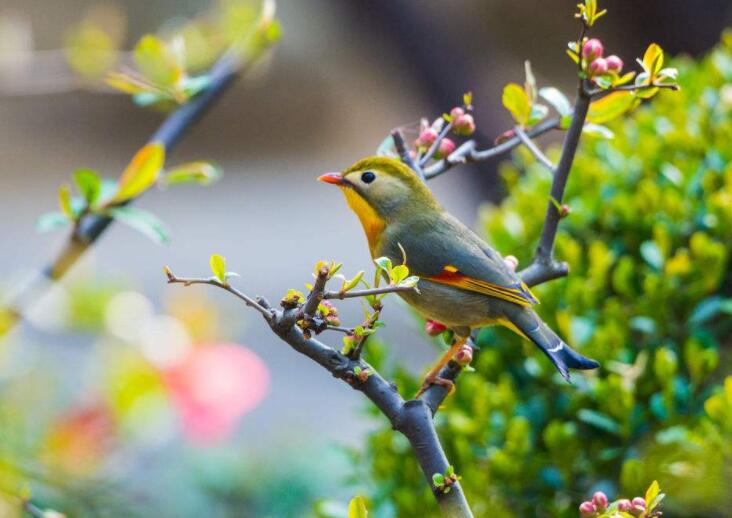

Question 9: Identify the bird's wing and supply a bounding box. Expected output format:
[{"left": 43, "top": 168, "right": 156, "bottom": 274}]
[{"left": 384, "top": 213, "right": 538, "bottom": 307}]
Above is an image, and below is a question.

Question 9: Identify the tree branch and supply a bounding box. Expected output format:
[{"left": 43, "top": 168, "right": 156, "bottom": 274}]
[
  {"left": 587, "top": 81, "right": 679, "bottom": 98},
  {"left": 423, "top": 116, "right": 561, "bottom": 179},
  {"left": 391, "top": 129, "right": 425, "bottom": 181},
  {"left": 1, "top": 49, "right": 257, "bottom": 335},
  {"left": 419, "top": 121, "right": 454, "bottom": 167},
  {"left": 166, "top": 266, "right": 474, "bottom": 517}
]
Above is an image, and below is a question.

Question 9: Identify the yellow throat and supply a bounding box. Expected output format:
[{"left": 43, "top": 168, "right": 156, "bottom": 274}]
[{"left": 341, "top": 187, "right": 386, "bottom": 255}]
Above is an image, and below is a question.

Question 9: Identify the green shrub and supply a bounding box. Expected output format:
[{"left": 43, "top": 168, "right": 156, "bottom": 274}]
[{"left": 361, "top": 33, "right": 732, "bottom": 518}]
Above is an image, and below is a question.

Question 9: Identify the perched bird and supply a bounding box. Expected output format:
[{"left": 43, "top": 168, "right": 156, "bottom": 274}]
[{"left": 318, "top": 156, "right": 599, "bottom": 394}]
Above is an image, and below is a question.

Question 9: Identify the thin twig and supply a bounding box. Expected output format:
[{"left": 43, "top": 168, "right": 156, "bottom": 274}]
[
  {"left": 391, "top": 129, "right": 425, "bottom": 181},
  {"left": 514, "top": 125, "right": 556, "bottom": 171},
  {"left": 164, "top": 269, "right": 272, "bottom": 321},
  {"left": 587, "top": 82, "right": 679, "bottom": 98},
  {"left": 323, "top": 285, "right": 416, "bottom": 300}
]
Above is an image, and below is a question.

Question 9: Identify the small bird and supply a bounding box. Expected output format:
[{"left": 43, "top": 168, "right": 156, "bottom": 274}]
[{"left": 318, "top": 156, "right": 599, "bottom": 394}]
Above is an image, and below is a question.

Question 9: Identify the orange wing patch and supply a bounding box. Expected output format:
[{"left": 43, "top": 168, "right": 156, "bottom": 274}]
[{"left": 428, "top": 265, "right": 539, "bottom": 307}]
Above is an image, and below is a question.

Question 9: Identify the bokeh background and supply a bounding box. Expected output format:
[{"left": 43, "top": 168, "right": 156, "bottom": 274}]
[{"left": 1, "top": 1, "right": 731, "bottom": 516}]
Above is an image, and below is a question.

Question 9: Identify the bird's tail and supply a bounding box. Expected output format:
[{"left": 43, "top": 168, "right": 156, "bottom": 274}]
[{"left": 507, "top": 307, "right": 599, "bottom": 381}]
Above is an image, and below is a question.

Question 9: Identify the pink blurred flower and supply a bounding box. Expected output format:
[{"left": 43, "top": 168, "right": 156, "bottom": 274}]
[
  {"left": 164, "top": 343, "right": 270, "bottom": 443},
  {"left": 582, "top": 38, "right": 604, "bottom": 60},
  {"left": 425, "top": 320, "right": 448, "bottom": 336},
  {"left": 606, "top": 55, "right": 624, "bottom": 72}
]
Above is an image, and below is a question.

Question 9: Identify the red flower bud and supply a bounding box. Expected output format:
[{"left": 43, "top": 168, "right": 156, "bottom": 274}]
[
  {"left": 559, "top": 204, "right": 571, "bottom": 218},
  {"left": 453, "top": 114, "right": 476, "bottom": 136},
  {"left": 416, "top": 128, "right": 439, "bottom": 147},
  {"left": 616, "top": 499, "right": 632, "bottom": 512},
  {"left": 425, "top": 320, "right": 448, "bottom": 336},
  {"left": 606, "top": 55, "right": 623, "bottom": 72},
  {"left": 592, "top": 492, "right": 608, "bottom": 510},
  {"left": 588, "top": 58, "right": 609, "bottom": 76},
  {"left": 582, "top": 38, "right": 604, "bottom": 60},
  {"left": 579, "top": 501, "right": 597, "bottom": 517},
  {"left": 434, "top": 138, "right": 456, "bottom": 159},
  {"left": 455, "top": 345, "right": 473, "bottom": 366},
  {"left": 450, "top": 107, "right": 465, "bottom": 120},
  {"left": 631, "top": 497, "right": 646, "bottom": 512}
]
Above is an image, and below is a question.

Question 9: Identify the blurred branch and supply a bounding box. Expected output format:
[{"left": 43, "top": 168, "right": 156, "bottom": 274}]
[
  {"left": 1, "top": 48, "right": 260, "bottom": 336},
  {"left": 391, "top": 130, "right": 425, "bottom": 180},
  {"left": 166, "top": 264, "right": 474, "bottom": 517},
  {"left": 587, "top": 81, "right": 680, "bottom": 98},
  {"left": 323, "top": 285, "right": 416, "bottom": 300}
]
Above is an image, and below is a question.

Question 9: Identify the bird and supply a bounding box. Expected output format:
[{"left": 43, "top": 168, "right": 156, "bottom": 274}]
[{"left": 318, "top": 156, "right": 599, "bottom": 395}]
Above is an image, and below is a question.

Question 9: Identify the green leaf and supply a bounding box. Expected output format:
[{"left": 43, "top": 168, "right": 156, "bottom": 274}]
[
  {"left": 640, "top": 241, "right": 664, "bottom": 270},
  {"left": 110, "top": 143, "right": 166, "bottom": 204},
  {"left": 73, "top": 168, "right": 102, "bottom": 206},
  {"left": 106, "top": 206, "right": 170, "bottom": 244},
  {"left": 347, "top": 495, "right": 368, "bottom": 518},
  {"left": 587, "top": 91, "right": 637, "bottom": 124},
  {"left": 162, "top": 161, "right": 221, "bottom": 186},
  {"left": 539, "top": 87, "right": 572, "bottom": 116},
  {"left": 343, "top": 271, "right": 365, "bottom": 292},
  {"left": 58, "top": 185, "right": 74, "bottom": 219},
  {"left": 445, "top": 465, "right": 455, "bottom": 477},
  {"left": 400, "top": 276, "right": 420, "bottom": 289},
  {"left": 374, "top": 257, "right": 392, "bottom": 273},
  {"left": 583, "top": 123, "right": 615, "bottom": 139},
  {"left": 528, "top": 103, "right": 549, "bottom": 125},
  {"left": 390, "top": 264, "right": 409, "bottom": 284},
  {"left": 463, "top": 91, "right": 472, "bottom": 107},
  {"left": 210, "top": 254, "right": 227, "bottom": 284},
  {"left": 577, "top": 409, "right": 621, "bottom": 434},
  {"left": 502, "top": 83, "right": 531, "bottom": 126},
  {"left": 133, "top": 34, "right": 183, "bottom": 87},
  {"left": 36, "top": 212, "right": 71, "bottom": 233},
  {"left": 432, "top": 473, "right": 445, "bottom": 486}
]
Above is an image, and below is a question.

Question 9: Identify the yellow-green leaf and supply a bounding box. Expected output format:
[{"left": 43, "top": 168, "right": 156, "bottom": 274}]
[
  {"left": 643, "top": 43, "right": 664, "bottom": 77},
  {"left": 106, "top": 72, "right": 156, "bottom": 95},
  {"left": 343, "top": 271, "right": 365, "bottom": 292},
  {"left": 587, "top": 91, "right": 637, "bottom": 124},
  {"left": 134, "top": 35, "right": 183, "bottom": 87},
  {"left": 58, "top": 185, "right": 74, "bottom": 219},
  {"left": 348, "top": 495, "right": 368, "bottom": 518},
  {"left": 502, "top": 83, "right": 531, "bottom": 126},
  {"left": 162, "top": 161, "right": 221, "bottom": 186},
  {"left": 645, "top": 480, "right": 660, "bottom": 509},
  {"left": 64, "top": 23, "right": 117, "bottom": 79},
  {"left": 110, "top": 143, "right": 165, "bottom": 204},
  {"left": 210, "top": 254, "right": 227, "bottom": 284},
  {"left": 390, "top": 264, "right": 409, "bottom": 284}
]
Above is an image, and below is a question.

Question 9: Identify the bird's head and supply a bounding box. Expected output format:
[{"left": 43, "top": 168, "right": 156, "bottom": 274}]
[{"left": 317, "top": 156, "right": 437, "bottom": 222}]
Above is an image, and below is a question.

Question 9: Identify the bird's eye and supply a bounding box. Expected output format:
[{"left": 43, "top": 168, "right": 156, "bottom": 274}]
[{"left": 361, "top": 171, "right": 376, "bottom": 184}]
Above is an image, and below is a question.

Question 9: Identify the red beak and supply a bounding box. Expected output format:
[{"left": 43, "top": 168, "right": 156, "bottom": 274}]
[{"left": 317, "top": 172, "right": 344, "bottom": 185}]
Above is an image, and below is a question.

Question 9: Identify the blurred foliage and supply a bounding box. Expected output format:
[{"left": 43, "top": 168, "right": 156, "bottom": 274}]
[
  {"left": 360, "top": 33, "right": 732, "bottom": 518},
  {"left": 0, "top": 276, "right": 328, "bottom": 517}
]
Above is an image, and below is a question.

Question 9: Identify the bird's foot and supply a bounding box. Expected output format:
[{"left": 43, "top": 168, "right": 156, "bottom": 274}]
[{"left": 415, "top": 374, "right": 454, "bottom": 398}]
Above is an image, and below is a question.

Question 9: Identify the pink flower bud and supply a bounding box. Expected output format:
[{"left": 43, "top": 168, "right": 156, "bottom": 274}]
[
  {"left": 632, "top": 497, "right": 646, "bottom": 513},
  {"left": 455, "top": 345, "right": 473, "bottom": 366},
  {"left": 582, "top": 38, "right": 604, "bottom": 60},
  {"left": 592, "top": 492, "right": 608, "bottom": 510},
  {"left": 450, "top": 107, "right": 465, "bottom": 120},
  {"left": 588, "top": 58, "right": 609, "bottom": 76},
  {"left": 453, "top": 113, "right": 476, "bottom": 136},
  {"left": 606, "top": 55, "right": 623, "bottom": 72},
  {"left": 434, "top": 138, "right": 456, "bottom": 159},
  {"left": 425, "top": 320, "right": 447, "bottom": 336},
  {"left": 616, "top": 499, "right": 633, "bottom": 512},
  {"left": 503, "top": 255, "right": 519, "bottom": 271},
  {"left": 559, "top": 204, "right": 571, "bottom": 218},
  {"left": 416, "top": 128, "right": 438, "bottom": 147},
  {"left": 579, "top": 501, "right": 597, "bottom": 517}
]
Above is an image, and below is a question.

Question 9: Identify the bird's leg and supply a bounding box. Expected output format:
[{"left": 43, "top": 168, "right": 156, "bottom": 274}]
[{"left": 415, "top": 335, "right": 467, "bottom": 398}]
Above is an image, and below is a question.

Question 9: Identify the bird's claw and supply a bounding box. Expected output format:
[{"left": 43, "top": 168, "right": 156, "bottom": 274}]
[{"left": 415, "top": 374, "right": 454, "bottom": 398}]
